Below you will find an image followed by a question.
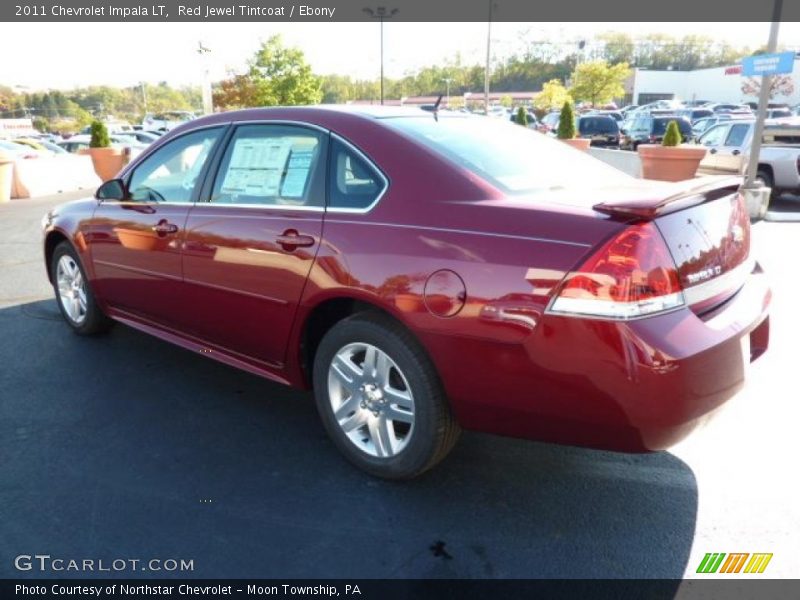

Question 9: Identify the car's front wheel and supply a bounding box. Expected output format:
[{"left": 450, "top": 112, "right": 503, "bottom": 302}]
[
  {"left": 313, "top": 313, "right": 460, "bottom": 479},
  {"left": 51, "top": 241, "right": 113, "bottom": 335}
]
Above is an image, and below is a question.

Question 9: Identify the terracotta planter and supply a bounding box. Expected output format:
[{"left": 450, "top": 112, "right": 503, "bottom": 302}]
[
  {"left": 85, "top": 147, "right": 127, "bottom": 182},
  {"left": 560, "top": 138, "right": 591, "bottom": 151},
  {"left": 0, "top": 151, "right": 13, "bottom": 203},
  {"left": 638, "top": 144, "right": 707, "bottom": 182}
]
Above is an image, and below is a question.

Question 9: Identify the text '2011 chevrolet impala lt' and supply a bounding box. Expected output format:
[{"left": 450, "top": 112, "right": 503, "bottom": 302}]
[{"left": 42, "top": 106, "right": 770, "bottom": 479}]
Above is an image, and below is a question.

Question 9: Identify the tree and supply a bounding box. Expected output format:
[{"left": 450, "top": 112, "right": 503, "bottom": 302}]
[
  {"left": 249, "top": 35, "right": 322, "bottom": 106},
  {"left": 741, "top": 75, "right": 795, "bottom": 100},
  {"left": 89, "top": 121, "right": 110, "bottom": 148},
  {"left": 569, "top": 60, "right": 630, "bottom": 107},
  {"left": 534, "top": 79, "right": 572, "bottom": 112}
]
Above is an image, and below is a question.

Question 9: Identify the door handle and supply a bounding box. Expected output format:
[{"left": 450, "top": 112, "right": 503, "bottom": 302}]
[
  {"left": 732, "top": 149, "right": 741, "bottom": 156},
  {"left": 152, "top": 220, "right": 178, "bottom": 235},
  {"left": 276, "top": 229, "right": 315, "bottom": 250},
  {"left": 709, "top": 148, "right": 717, "bottom": 154}
]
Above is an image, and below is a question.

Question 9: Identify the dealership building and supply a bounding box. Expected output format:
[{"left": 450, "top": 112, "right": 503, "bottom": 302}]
[{"left": 628, "top": 54, "right": 800, "bottom": 106}]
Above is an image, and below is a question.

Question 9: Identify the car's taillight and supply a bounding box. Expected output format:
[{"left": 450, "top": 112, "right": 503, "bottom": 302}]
[{"left": 547, "top": 222, "right": 685, "bottom": 320}]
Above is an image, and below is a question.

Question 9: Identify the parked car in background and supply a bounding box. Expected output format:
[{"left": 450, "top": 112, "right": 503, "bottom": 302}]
[
  {"left": 57, "top": 134, "right": 148, "bottom": 158},
  {"left": 0, "top": 139, "right": 40, "bottom": 159},
  {"left": 691, "top": 113, "right": 754, "bottom": 138},
  {"left": 705, "top": 103, "right": 752, "bottom": 114},
  {"left": 41, "top": 106, "right": 769, "bottom": 479},
  {"left": 621, "top": 115, "right": 693, "bottom": 150},
  {"left": 539, "top": 111, "right": 561, "bottom": 133},
  {"left": 677, "top": 108, "right": 714, "bottom": 123},
  {"left": 577, "top": 115, "right": 620, "bottom": 147},
  {"left": 12, "top": 138, "right": 67, "bottom": 156},
  {"left": 586, "top": 110, "right": 623, "bottom": 122},
  {"left": 141, "top": 111, "right": 195, "bottom": 132},
  {"left": 116, "top": 131, "right": 160, "bottom": 145},
  {"left": 696, "top": 121, "right": 800, "bottom": 194},
  {"left": 765, "top": 108, "right": 793, "bottom": 120},
  {"left": 619, "top": 104, "right": 639, "bottom": 115},
  {"left": 509, "top": 108, "right": 539, "bottom": 128}
]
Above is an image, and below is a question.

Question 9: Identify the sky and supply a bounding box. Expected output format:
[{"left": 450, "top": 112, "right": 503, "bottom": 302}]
[{"left": 1, "top": 21, "right": 798, "bottom": 91}]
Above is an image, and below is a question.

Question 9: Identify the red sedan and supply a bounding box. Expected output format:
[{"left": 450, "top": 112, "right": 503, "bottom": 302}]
[{"left": 42, "top": 106, "right": 770, "bottom": 479}]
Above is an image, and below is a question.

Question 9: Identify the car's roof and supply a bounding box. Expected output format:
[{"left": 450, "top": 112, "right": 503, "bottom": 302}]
[{"left": 204, "top": 104, "right": 468, "bottom": 122}]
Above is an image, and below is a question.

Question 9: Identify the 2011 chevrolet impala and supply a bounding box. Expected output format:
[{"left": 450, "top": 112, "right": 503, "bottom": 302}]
[{"left": 42, "top": 106, "right": 770, "bottom": 479}]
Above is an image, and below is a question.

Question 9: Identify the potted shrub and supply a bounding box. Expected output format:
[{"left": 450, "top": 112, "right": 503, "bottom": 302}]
[
  {"left": 556, "top": 101, "right": 590, "bottom": 151},
  {"left": 515, "top": 106, "right": 528, "bottom": 127},
  {"left": 638, "top": 120, "right": 707, "bottom": 182},
  {"left": 85, "top": 120, "right": 126, "bottom": 182}
]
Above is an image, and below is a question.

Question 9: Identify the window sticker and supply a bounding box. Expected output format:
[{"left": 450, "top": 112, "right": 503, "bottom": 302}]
[
  {"left": 280, "top": 148, "right": 315, "bottom": 198},
  {"left": 220, "top": 137, "right": 293, "bottom": 197}
]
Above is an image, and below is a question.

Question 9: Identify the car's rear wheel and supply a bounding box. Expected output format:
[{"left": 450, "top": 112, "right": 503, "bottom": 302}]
[
  {"left": 51, "top": 241, "right": 113, "bottom": 335},
  {"left": 312, "top": 313, "right": 460, "bottom": 479}
]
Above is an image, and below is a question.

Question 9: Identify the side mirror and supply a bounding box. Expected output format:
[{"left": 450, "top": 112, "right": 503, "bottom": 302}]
[{"left": 96, "top": 178, "right": 127, "bottom": 201}]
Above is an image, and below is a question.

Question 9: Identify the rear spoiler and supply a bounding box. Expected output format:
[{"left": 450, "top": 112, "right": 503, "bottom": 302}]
[{"left": 593, "top": 176, "right": 743, "bottom": 219}]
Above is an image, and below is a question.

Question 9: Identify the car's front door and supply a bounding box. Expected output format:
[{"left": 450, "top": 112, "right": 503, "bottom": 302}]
[
  {"left": 696, "top": 123, "right": 731, "bottom": 174},
  {"left": 180, "top": 124, "right": 327, "bottom": 369},
  {"left": 715, "top": 123, "right": 751, "bottom": 175},
  {"left": 87, "top": 127, "right": 224, "bottom": 325}
]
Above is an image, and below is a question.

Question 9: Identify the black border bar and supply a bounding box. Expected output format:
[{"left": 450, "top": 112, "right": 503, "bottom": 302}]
[{"left": 2, "top": 0, "right": 800, "bottom": 22}]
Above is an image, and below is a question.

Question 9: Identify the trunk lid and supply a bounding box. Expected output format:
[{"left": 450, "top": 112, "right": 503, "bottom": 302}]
[{"left": 594, "top": 176, "right": 750, "bottom": 313}]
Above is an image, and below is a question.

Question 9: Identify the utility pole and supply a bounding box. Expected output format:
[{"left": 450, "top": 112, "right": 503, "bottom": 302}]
[
  {"left": 197, "top": 41, "right": 213, "bottom": 115},
  {"left": 744, "top": 0, "right": 782, "bottom": 190},
  {"left": 363, "top": 7, "right": 398, "bottom": 105},
  {"left": 484, "top": 0, "right": 494, "bottom": 113},
  {"left": 140, "top": 82, "right": 148, "bottom": 115}
]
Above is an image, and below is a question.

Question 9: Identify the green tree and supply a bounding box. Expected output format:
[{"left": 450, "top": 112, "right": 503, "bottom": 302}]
[
  {"left": 556, "top": 101, "right": 576, "bottom": 139},
  {"left": 569, "top": 60, "right": 630, "bottom": 107},
  {"left": 534, "top": 79, "right": 572, "bottom": 112},
  {"left": 249, "top": 35, "right": 322, "bottom": 106}
]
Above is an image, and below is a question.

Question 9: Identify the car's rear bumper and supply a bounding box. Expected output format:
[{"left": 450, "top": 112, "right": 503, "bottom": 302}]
[{"left": 425, "top": 265, "right": 770, "bottom": 452}]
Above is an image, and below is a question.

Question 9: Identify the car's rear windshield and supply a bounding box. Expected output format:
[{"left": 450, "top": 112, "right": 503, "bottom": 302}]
[
  {"left": 579, "top": 117, "right": 619, "bottom": 134},
  {"left": 653, "top": 118, "right": 692, "bottom": 135},
  {"left": 383, "top": 116, "right": 631, "bottom": 194}
]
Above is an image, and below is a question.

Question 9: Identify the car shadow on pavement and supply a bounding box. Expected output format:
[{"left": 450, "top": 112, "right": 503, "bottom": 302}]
[{"left": 0, "top": 299, "right": 697, "bottom": 580}]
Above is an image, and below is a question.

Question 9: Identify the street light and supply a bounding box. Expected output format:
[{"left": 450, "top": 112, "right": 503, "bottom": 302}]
[
  {"left": 484, "top": 0, "right": 497, "bottom": 113},
  {"left": 363, "top": 6, "right": 398, "bottom": 105},
  {"left": 441, "top": 78, "right": 453, "bottom": 107},
  {"left": 197, "top": 41, "right": 213, "bottom": 115}
]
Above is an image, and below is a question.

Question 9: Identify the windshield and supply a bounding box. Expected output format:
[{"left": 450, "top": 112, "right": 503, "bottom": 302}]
[
  {"left": 653, "top": 118, "right": 692, "bottom": 136},
  {"left": 383, "top": 116, "right": 631, "bottom": 194}
]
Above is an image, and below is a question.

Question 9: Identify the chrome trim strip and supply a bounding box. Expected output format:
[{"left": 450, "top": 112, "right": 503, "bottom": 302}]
[
  {"left": 547, "top": 292, "right": 686, "bottom": 321},
  {"left": 190, "top": 203, "right": 325, "bottom": 212},
  {"left": 93, "top": 259, "right": 182, "bottom": 282},
  {"left": 322, "top": 219, "right": 592, "bottom": 248},
  {"left": 683, "top": 256, "right": 754, "bottom": 306}
]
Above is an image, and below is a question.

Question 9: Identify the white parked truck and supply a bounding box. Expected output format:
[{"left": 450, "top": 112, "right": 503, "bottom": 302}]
[{"left": 696, "top": 120, "right": 800, "bottom": 195}]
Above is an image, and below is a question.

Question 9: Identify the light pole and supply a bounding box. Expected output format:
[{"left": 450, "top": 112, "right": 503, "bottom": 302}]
[
  {"left": 441, "top": 78, "right": 453, "bottom": 107},
  {"left": 363, "top": 6, "right": 398, "bottom": 105},
  {"left": 744, "top": 0, "right": 782, "bottom": 191},
  {"left": 140, "top": 82, "right": 148, "bottom": 115},
  {"left": 197, "top": 41, "right": 213, "bottom": 115},
  {"left": 484, "top": 0, "right": 496, "bottom": 113}
]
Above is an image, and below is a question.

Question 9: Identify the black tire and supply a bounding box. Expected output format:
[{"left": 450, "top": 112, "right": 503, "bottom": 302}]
[
  {"left": 755, "top": 169, "right": 774, "bottom": 195},
  {"left": 312, "top": 312, "right": 460, "bottom": 479},
  {"left": 50, "top": 241, "right": 114, "bottom": 335}
]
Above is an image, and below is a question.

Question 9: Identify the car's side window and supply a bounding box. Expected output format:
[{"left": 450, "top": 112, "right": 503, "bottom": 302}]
[
  {"left": 699, "top": 124, "right": 729, "bottom": 147},
  {"left": 210, "top": 124, "right": 325, "bottom": 207},
  {"left": 724, "top": 124, "right": 749, "bottom": 147},
  {"left": 127, "top": 127, "right": 222, "bottom": 203},
  {"left": 327, "top": 137, "right": 386, "bottom": 211}
]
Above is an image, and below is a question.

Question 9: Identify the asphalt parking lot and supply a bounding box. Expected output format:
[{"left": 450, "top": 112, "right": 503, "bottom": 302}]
[{"left": 1, "top": 191, "right": 797, "bottom": 579}]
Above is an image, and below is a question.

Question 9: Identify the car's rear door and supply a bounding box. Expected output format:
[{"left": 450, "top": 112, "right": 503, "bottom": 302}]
[
  {"left": 87, "top": 126, "right": 224, "bottom": 325},
  {"left": 179, "top": 123, "right": 328, "bottom": 368},
  {"left": 696, "top": 123, "right": 732, "bottom": 174}
]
